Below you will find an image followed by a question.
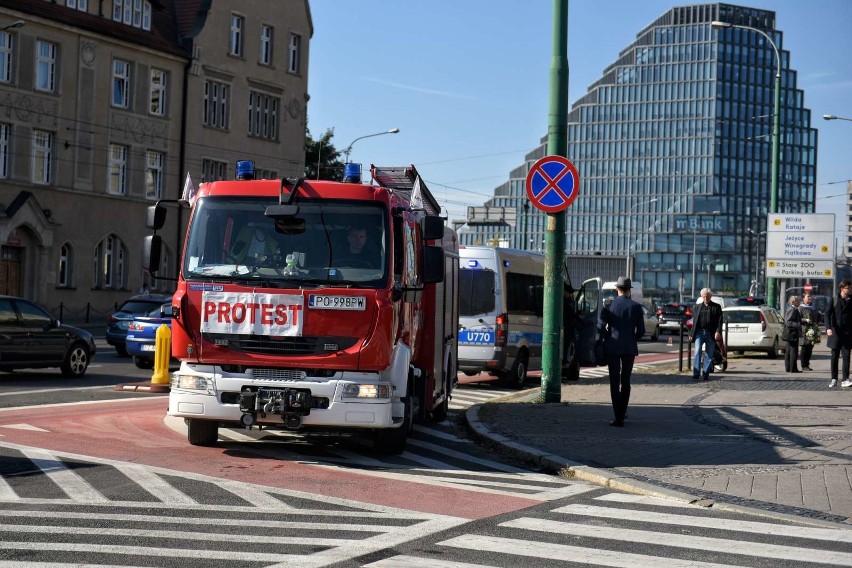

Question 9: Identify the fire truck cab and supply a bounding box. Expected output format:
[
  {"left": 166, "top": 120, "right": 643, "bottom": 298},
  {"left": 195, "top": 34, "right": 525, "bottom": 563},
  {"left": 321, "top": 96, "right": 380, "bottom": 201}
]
[{"left": 143, "top": 161, "right": 458, "bottom": 454}]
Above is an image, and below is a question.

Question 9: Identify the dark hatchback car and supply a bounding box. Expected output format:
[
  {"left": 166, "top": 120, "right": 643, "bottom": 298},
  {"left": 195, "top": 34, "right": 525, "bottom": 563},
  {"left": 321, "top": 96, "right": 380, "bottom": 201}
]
[
  {"left": 126, "top": 303, "right": 174, "bottom": 369},
  {"left": 106, "top": 294, "right": 171, "bottom": 356},
  {"left": 656, "top": 302, "right": 693, "bottom": 335},
  {"left": 0, "top": 296, "right": 96, "bottom": 377}
]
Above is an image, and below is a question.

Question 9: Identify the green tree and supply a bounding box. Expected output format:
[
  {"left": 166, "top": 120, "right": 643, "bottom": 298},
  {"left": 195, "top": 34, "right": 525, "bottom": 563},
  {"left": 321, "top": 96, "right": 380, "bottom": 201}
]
[{"left": 305, "top": 127, "right": 343, "bottom": 181}]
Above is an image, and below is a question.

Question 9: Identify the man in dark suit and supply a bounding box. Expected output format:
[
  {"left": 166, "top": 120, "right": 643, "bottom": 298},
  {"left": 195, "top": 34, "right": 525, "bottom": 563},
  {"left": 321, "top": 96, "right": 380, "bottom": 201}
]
[
  {"left": 597, "top": 276, "right": 645, "bottom": 427},
  {"left": 825, "top": 279, "right": 852, "bottom": 388},
  {"left": 689, "top": 287, "right": 723, "bottom": 381}
]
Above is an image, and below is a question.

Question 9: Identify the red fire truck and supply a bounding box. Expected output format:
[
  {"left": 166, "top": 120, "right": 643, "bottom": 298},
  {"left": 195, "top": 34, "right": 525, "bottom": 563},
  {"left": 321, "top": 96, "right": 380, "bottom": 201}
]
[{"left": 143, "top": 161, "right": 458, "bottom": 454}]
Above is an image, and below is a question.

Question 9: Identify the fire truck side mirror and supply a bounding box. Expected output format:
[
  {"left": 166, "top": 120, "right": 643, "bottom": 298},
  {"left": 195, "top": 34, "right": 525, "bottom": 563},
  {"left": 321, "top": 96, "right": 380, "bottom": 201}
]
[
  {"left": 421, "top": 245, "right": 445, "bottom": 284},
  {"left": 142, "top": 234, "right": 162, "bottom": 274},
  {"left": 421, "top": 216, "right": 444, "bottom": 240},
  {"left": 146, "top": 204, "right": 167, "bottom": 230}
]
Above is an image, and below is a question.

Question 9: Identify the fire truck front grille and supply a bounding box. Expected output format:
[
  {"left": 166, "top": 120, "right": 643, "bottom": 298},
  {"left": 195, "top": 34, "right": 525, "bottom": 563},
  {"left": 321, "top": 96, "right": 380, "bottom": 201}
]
[{"left": 207, "top": 335, "right": 358, "bottom": 356}]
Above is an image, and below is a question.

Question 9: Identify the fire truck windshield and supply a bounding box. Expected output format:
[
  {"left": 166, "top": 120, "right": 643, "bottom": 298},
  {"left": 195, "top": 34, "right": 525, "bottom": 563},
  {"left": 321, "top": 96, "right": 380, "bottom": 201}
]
[{"left": 183, "top": 197, "right": 389, "bottom": 287}]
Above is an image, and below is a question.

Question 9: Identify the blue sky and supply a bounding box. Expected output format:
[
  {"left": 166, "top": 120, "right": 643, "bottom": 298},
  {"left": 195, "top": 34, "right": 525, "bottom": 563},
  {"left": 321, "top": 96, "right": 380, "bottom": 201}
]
[{"left": 307, "top": 1, "right": 852, "bottom": 237}]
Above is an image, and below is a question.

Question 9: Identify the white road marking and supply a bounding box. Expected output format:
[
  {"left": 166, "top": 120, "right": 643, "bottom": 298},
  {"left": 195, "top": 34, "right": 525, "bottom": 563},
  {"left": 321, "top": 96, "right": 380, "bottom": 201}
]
[
  {"left": 18, "top": 448, "right": 108, "bottom": 503},
  {"left": 554, "top": 504, "right": 852, "bottom": 543},
  {"left": 504, "top": 517, "right": 852, "bottom": 564}
]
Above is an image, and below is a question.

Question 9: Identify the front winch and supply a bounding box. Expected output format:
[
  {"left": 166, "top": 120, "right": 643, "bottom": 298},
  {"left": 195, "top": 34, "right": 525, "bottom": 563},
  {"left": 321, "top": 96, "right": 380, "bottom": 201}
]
[{"left": 239, "top": 387, "right": 312, "bottom": 430}]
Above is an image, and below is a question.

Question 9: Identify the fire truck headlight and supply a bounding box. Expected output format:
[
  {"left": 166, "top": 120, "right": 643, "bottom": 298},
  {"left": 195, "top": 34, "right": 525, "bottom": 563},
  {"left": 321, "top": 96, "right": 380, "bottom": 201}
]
[
  {"left": 172, "top": 375, "right": 212, "bottom": 391},
  {"left": 341, "top": 383, "right": 392, "bottom": 399}
]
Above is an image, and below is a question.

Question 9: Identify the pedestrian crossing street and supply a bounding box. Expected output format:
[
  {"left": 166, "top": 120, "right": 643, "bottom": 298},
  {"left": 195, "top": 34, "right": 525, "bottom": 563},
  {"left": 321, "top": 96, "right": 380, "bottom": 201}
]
[{"left": 365, "top": 492, "right": 852, "bottom": 568}]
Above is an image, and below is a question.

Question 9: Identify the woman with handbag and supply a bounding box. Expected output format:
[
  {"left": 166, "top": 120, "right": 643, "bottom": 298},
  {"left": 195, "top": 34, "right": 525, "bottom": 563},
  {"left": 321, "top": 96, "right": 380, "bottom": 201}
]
[{"left": 784, "top": 296, "right": 802, "bottom": 373}]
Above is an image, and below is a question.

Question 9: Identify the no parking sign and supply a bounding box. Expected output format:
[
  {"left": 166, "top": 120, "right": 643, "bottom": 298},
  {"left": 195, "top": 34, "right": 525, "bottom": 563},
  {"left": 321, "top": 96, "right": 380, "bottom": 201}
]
[{"left": 525, "top": 155, "right": 580, "bottom": 213}]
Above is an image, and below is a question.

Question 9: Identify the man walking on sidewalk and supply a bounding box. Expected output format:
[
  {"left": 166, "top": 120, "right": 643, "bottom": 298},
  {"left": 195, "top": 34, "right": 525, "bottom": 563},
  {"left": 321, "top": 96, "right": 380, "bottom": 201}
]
[
  {"left": 825, "top": 279, "right": 852, "bottom": 388},
  {"left": 597, "top": 276, "right": 644, "bottom": 427},
  {"left": 689, "top": 288, "right": 723, "bottom": 381}
]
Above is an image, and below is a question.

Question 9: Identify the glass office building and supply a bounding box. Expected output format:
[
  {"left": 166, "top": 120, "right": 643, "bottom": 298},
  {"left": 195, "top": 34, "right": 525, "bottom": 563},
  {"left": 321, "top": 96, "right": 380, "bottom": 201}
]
[{"left": 457, "top": 3, "right": 817, "bottom": 301}]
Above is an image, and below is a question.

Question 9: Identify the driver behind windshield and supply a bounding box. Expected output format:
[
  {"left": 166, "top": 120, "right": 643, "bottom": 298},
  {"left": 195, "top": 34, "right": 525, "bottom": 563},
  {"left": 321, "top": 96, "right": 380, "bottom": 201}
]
[{"left": 337, "top": 224, "right": 380, "bottom": 268}]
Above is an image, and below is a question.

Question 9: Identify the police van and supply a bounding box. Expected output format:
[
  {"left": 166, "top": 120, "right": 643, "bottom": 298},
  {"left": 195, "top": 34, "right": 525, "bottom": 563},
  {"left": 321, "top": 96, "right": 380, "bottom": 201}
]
[{"left": 457, "top": 247, "right": 548, "bottom": 388}]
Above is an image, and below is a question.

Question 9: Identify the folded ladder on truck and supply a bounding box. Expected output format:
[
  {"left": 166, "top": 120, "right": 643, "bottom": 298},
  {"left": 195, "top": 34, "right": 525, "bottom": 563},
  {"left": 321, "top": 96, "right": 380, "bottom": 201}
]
[{"left": 370, "top": 165, "right": 441, "bottom": 216}]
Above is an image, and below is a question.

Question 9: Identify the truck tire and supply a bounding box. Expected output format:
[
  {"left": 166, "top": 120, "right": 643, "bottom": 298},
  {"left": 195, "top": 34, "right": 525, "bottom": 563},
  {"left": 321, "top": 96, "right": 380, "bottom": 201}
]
[
  {"left": 374, "top": 382, "right": 413, "bottom": 454},
  {"left": 187, "top": 419, "right": 219, "bottom": 446},
  {"left": 499, "top": 352, "right": 528, "bottom": 389},
  {"left": 431, "top": 364, "right": 452, "bottom": 422}
]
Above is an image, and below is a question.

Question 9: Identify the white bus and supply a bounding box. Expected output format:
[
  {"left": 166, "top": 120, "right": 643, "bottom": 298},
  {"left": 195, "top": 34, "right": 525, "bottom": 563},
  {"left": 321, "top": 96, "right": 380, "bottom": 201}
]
[{"left": 457, "top": 247, "right": 595, "bottom": 387}]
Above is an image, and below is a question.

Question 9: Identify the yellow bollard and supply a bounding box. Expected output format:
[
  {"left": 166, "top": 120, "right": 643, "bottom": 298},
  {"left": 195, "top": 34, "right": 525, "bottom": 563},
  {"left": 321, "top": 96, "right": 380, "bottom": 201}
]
[{"left": 150, "top": 323, "right": 171, "bottom": 393}]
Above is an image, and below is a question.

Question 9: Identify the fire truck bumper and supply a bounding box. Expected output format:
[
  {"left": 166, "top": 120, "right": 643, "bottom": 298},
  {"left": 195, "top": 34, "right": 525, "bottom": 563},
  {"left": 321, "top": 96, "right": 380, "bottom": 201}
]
[{"left": 167, "top": 365, "right": 400, "bottom": 429}]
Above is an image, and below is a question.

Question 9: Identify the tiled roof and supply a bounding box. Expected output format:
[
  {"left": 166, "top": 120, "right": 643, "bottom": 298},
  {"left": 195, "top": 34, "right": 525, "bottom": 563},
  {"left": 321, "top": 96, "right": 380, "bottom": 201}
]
[{"left": 3, "top": 0, "right": 189, "bottom": 58}]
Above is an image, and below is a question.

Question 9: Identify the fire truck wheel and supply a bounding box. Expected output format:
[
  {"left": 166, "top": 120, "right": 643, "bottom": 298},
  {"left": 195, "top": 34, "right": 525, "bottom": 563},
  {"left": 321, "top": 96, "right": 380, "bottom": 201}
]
[
  {"left": 187, "top": 419, "right": 219, "bottom": 446},
  {"left": 374, "top": 384, "right": 413, "bottom": 455},
  {"left": 499, "top": 352, "right": 528, "bottom": 389},
  {"left": 431, "top": 369, "right": 452, "bottom": 422}
]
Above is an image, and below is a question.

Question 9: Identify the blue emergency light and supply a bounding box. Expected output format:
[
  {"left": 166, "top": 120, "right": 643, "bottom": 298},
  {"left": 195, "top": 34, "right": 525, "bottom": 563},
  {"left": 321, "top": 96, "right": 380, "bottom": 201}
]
[
  {"left": 343, "top": 163, "right": 361, "bottom": 184},
  {"left": 236, "top": 160, "right": 255, "bottom": 180},
  {"left": 466, "top": 260, "right": 480, "bottom": 268}
]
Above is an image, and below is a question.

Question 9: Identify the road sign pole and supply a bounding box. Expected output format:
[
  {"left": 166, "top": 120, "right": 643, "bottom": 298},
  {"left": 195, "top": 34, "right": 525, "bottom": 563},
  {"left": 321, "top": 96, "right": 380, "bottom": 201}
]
[{"left": 540, "top": 0, "right": 569, "bottom": 403}]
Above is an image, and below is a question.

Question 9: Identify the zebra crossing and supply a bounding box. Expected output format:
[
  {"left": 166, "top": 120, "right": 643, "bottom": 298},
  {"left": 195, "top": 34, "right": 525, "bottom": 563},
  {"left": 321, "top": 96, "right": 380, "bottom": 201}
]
[
  {"left": 364, "top": 492, "right": 852, "bottom": 567},
  {"left": 578, "top": 364, "right": 655, "bottom": 379},
  {"left": 0, "top": 440, "right": 468, "bottom": 567}
]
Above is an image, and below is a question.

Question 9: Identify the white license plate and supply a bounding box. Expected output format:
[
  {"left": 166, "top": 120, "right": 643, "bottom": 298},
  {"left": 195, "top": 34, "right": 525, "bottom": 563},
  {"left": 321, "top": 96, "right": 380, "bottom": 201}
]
[
  {"left": 728, "top": 327, "right": 747, "bottom": 333},
  {"left": 308, "top": 295, "right": 366, "bottom": 310},
  {"left": 141, "top": 344, "right": 156, "bottom": 351}
]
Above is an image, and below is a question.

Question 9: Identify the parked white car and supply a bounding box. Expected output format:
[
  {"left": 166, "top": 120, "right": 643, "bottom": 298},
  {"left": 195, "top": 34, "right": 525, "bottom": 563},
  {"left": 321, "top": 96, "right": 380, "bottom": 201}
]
[{"left": 722, "top": 305, "right": 784, "bottom": 358}]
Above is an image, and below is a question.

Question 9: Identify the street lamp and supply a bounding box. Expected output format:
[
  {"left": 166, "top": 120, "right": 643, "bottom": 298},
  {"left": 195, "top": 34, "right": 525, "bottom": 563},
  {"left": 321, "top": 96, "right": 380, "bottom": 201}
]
[
  {"left": 625, "top": 198, "right": 658, "bottom": 278},
  {"left": 342, "top": 128, "right": 400, "bottom": 163},
  {"left": 0, "top": 20, "right": 24, "bottom": 32},
  {"left": 707, "top": 257, "right": 722, "bottom": 289},
  {"left": 712, "top": 20, "right": 780, "bottom": 308},
  {"left": 747, "top": 228, "right": 767, "bottom": 296},
  {"left": 823, "top": 114, "right": 852, "bottom": 122}
]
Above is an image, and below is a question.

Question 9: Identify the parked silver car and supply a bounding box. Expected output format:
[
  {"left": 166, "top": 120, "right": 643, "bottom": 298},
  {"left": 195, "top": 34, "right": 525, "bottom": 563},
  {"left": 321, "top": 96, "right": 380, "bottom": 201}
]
[{"left": 641, "top": 304, "right": 660, "bottom": 341}]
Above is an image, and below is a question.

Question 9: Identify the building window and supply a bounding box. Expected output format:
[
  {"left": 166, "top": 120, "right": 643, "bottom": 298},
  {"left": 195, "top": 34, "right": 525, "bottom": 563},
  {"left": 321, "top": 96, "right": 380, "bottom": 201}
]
[
  {"left": 203, "top": 80, "right": 230, "bottom": 129},
  {"left": 108, "top": 144, "right": 128, "bottom": 195},
  {"left": 145, "top": 150, "right": 164, "bottom": 199},
  {"left": 35, "top": 40, "right": 57, "bottom": 93},
  {"left": 32, "top": 130, "right": 52, "bottom": 184},
  {"left": 94, "top": 234, "right": 127, "bottom": 289},
  {"left": 113, "top": 0, "right": 151, "bottom": 31},
  {"left": 112, "top": 59, "right": 131, "bottom": 108},
  {"left": 260, "top": 24, "right": 274, "bottom": 65},
  {"left": 202, "top": 159, "right": 227, "bottom": 182},
  {"left": 288, "top": 33, "right": 301, "bottom": 74},
  {"left": 229, "top": 14, "right": 245, "bottom": 57},
  {"left": 0, "top": 31, "right": 13, "bottom": 83},
  {"left": 65, "top": 0, "right": 88, "bottom": 11},
  {"left": 149, "top": 69, "right": 166, "bottom": 116},
  {"left": 58, "top": 243, "right": 73, "bottom": 288},
  {"left": 0, "top": 123, "right": 8, "bottom": 178},
  {"left": 248, "top": 91, "right": 279, "bottom": 141},
  {"left": 256, "top": 168, "right": 278, "bottom": 180}
]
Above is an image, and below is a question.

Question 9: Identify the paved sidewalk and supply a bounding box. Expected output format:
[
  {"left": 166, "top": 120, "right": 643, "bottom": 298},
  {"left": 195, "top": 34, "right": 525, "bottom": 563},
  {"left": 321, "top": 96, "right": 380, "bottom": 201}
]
[{"left": 466, "top": 341, "right": 852, "bottom": 527}]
